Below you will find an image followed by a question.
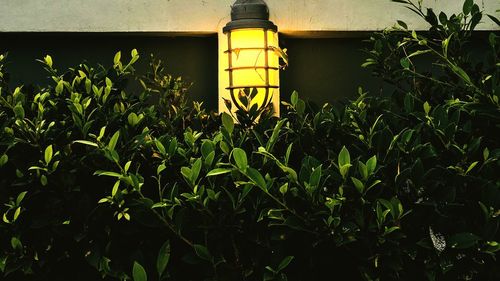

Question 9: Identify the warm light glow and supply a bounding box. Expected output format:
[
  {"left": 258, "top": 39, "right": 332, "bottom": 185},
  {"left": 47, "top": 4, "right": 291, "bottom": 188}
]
[{"left": 219, "top": 28, "right": 280, "bottom": 116}]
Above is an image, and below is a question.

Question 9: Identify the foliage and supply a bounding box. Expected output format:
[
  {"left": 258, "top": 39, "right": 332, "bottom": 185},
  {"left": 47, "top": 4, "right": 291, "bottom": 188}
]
[
  {"left": 223, "top": 87, "right": 275, "bottom": 128},
  {"left": 0, "top": 1, "right": 499, "bottom": 281},
  {"left": 358, "top": 0, "right": 500, "bottom": 279}
]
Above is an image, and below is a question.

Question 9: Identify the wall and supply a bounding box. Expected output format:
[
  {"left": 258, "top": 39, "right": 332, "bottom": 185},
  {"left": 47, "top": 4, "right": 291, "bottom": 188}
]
[{"left": 0, "top": 0, "right": 498, "bottom": 33}]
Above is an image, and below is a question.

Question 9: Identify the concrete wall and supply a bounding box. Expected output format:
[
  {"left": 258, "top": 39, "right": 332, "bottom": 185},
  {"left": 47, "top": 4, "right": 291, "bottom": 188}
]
[{"left": 1, "top": 0, "right": 498, "bottom": 33}]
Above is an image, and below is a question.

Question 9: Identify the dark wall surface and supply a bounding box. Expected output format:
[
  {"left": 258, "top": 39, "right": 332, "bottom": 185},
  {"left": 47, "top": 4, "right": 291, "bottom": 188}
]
[
  {"left": 0, "top": 33, "right": 379, "bottom": 110},
  {"left": 279, "top": 36, "right": 380, "bottom": 105},
  {"left": 0, "top": 34, "right": 220, "bottom": 109}
]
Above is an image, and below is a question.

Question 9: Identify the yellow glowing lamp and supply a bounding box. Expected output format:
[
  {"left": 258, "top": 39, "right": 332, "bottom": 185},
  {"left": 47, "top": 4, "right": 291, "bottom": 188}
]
[{"left": 221, "top": 0, "right": 281, "bottom": 117}]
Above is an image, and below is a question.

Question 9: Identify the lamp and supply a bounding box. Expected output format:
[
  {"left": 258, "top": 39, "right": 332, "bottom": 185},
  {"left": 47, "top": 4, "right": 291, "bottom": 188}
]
[{"left": 220, "top": 0, "right": 281, "bottom": 117}]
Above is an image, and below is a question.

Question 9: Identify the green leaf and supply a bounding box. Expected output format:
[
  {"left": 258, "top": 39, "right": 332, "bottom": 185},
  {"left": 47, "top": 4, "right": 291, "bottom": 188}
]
[
  {"left": 98, "top": 126, "right": 107, "bottom": 141},
  {"left": 367, "top": 180, "right": 382, "bottom": 193},
  {"left": 296, "top": 99, "right": 306, "bottom": 116},
  {"left": 282, "top": 166, "right": 298, "bottom": 183},
  {"left": 384, "top": 226, "right": 400, "bottom": 236},
  {"left": 465, "top": 161, "right": 479, "bottom": 174},
  {"left": 423, "top": 101, "right": 431, "bottom": 115},
  {"left": 40, "top": 175, "right": 48, "bottom": 186},
  {"left": 73, "top": 140, "right": 99, "bottom": 147},
  {"left": 448, "top": 232, "right": 480, "bottom": 249},
  {"left": 11, "top": 237, "right": 22, "bottom": 250},
  {"left": 400, "top": 57, "right": 410, "bottom": 69},
  {"left": 204, "top": 150, "right": 215, "bottom": 168},
  {"left": 111, "top": 180, "right": 120, "bottom": 197},
  {"left": 133, "top": 261, "right": 147, "bottom": 281},
  {"left": 222, "top": 112, "right": 234, "bottom": 134},
  {"left": 279, "top": 183, "right": 289, "bottom": 195},
  {"left": 483, "top": 147, "right": 490, "bottom": 160},
  {"left": 108, "top": 130, "right": 120, "bottom": 151},
  {"left": 397, "top": 20, "right": 408, "bottom": 29},
  {"left": 338, "top": 146, "right": 350, "bottom": 167},
  {"left": 266, "top": 119, "right": 286, "bottom": 152},
  {"left": 131, "top": 49, "right": 139, "bottom": 58},
  {"left": 13, "top": 207, "right": 21, "bottom": 221},
  {"left": 0, "top": 255, "right": 6, "bottom": 272},
  {"left": 44, "top": 55, "right": 53, "bottom": 68},
  {"left": 277, "top": 256, "right": 294, "bottom": 272},
  {"left": 128, "top": 113, "right": 139, "bottom": 126},
  {"left": 285, "top": 143, "right": 293, "bottom": 165},
  {"left": 246, "top": 167, "right": 267, "bottom": 191},
  {"left": 358, "top": 162, "right": 368, "bottom": 180},
  {"left": 442, "top": 34, "right": 452, "bottom": 58},
  {"left": 94, "top": 170, "right": 122, "bottom": 178},
  {"left": 0, "top": 154, "right": 8, "bottom": 167},
  {"left": 44, "top": 145, "right": 53, "bottom": 165},
  {"left": 450, "top": 64, "right": 472, "bottom": 85},
  {"left": 16, "top": 169, "right": 24, "bottom": 178},
  {"left": 155, "top": 140, "right": 166, "bottom": 155},
  {"left": 232, "top": 148, "right": 248, "bottom": 171},
  {"left": 201, "top": 140, "right": 214, "bottom": 159},
  {"left": 157, "top": 163, "right": 166, "bottom": 175},
  {"left": 16, "top": 191, "right": 27, "bottom": 205},
  {"left": 206, "top": 168, "right": 232, "bottom": 177},
  {"left": 55, "top": 80, "right": 64, "bottom": 95},
  {"left": 102, "top": 79, "right": 111, "bottom": 90},
  {"left": 157, "top": 240, "right": 170, "bottom": 278},
  {"left": 191, "top": 158, "right": 202, "bottom": 184},
  {"left": 114, "top": 51, "right": 122, "bottom": 65},
  {"left": 485, "top": 241, "right": 500, "bottom": 253},
  {"left": 439, "top": 12, "right": 448, "bottom": 24},
  {"left": 339, "top": 164, "right": 352, "bottom": 179},
  {"left": 487, "top": 14, "right": 500, "bottom": 26},
  {"left": 408, "top": 49, "right": 431, "bottom": 59},
  {"left": 351, "top": 177, "right": 365, "bottom": 194},
  {"left": 366, "top": 156, "right": 377, "bottom": 175},
  {"left": 194, "top": 244, "right": 212, "bottom": 261},
  {"left": 85, "top": 78, "right": 92, "bottom": 93},
  {"left": 463, "top": 0, "right": 473, "bottom": 15},
  {"left": 168, "top": 138, "right": 178, "bottom": 155},
  {"left": 124, "top": 161, "right": 132, "bottom": 173},
  {"left": 181, "top": 167, "right": 191, "bottom": 181},
  {"left": 309, "top": 165, "right": 322, "bottom": 187},
  {"left": 290, "top": 91, "right": 298, "bottom": 106},
  {"left": 13, "top": 103, "right": 25, "bottom": 119}
]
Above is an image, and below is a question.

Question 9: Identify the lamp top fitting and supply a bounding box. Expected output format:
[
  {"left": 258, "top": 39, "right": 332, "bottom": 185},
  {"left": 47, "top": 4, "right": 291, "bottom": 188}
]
[
  {"left": 223, "top": 0, "right": 277, "bottom": 33},
  {"left": 231, "top": 0, "right": 269, "bottom": 21}
]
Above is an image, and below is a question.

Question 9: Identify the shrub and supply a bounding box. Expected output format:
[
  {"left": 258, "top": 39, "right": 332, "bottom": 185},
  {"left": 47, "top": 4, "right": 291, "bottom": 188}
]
[{"left": 0, "top": 1, "right": 499, "bottom": 281}]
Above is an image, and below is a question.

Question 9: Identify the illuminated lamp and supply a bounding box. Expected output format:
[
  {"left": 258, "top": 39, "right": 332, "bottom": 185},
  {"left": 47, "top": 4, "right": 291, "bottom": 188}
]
[{"left": 220, "top": 0, "right": 281, "bottom": 118}]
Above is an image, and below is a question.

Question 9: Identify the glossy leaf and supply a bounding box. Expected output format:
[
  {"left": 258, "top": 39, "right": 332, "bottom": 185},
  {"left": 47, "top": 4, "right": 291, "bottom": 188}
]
[
  {"left": 133, "top": 261, "right": 147, "bottom": 281},
  {"left": 157, "top": 240, "right": 170, "bottom": 278},
  {"left": 338, "top": 146, "right": 351, "bottom": 167},
  {"left": 246, "top": 167, "right": 267, "bottom": 191},
  {"left": 232, "top": 148, "right": 248, "bottom": 171},
  {"left": 222, "top": 112, "right": 234, "bottom": 134},
  {"left": 108, "top": 130, "right": 120, "bottom": 151},
  {"left": 206, "top": 168, "right": 232, "bottom": 177},
  {"left": 194, "top": 244, "right": 212, "bottom": 261},
  {"left": 44, "top": 145, "right": 53, "bottom": 165}
]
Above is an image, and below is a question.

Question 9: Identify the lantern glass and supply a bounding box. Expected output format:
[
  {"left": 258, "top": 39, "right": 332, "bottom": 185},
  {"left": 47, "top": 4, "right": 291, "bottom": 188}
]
[{"left": 222, "top": 28, "right": 280, "bottom": 115}]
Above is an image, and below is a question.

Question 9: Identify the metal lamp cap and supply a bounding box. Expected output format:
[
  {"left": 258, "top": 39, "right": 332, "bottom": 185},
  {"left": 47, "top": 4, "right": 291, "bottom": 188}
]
[{"left": 223, "top": 0, "right": 278, "bottom": 33}]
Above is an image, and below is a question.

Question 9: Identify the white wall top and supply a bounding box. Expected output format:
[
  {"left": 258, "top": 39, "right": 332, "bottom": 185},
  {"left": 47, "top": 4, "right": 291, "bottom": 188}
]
[{"left": 0, "top": 0, "right": 498, "bottom": 33}]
